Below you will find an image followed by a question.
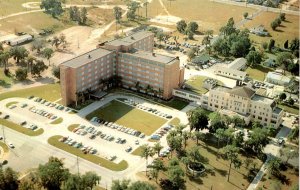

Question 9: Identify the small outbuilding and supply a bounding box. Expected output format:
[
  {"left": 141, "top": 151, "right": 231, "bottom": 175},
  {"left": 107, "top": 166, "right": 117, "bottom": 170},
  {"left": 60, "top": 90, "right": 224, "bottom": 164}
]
[
  {"left": 7, "top": 34, "right": 33, "bottom": 46},
  {"left": 265, "top": 72, "right": 291, "bottom": 86}
]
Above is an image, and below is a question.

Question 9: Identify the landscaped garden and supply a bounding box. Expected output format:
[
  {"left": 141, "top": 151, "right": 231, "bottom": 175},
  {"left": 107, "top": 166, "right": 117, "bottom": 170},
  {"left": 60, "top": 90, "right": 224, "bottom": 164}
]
[
  {"left": 0, "top": 118, "right": 44, "bottom": 136},
  {"left": 50, "top": 117, "right": 63, "bottom": 125},
  {"left": 86, "top": 100, "right": 167, "bottom": 135},
  {"left": 48, "top": 135, "right": 128, "bottom": 171},
  {"left": 246, "top": 65, "right": 274, "bottom": 81}
]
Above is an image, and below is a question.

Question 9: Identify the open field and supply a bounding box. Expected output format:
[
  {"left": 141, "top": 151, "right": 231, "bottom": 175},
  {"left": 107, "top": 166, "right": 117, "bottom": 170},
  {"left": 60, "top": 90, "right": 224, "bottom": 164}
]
[
  {"left": 169, "top": 117, "right": 180, "bottom": 126},
  {"left": 0, "top": 12, "right": 74, "bottom": 34},
  {"left": 131, "top": 146, "right": 143, "bottom": 156},
  {"left": 86, "top": 100, "right": 167, "bottom": 135},
  {"left": 256, "top": 165, "right": 299, "bottom": 190},
  {"left": 48, "top": 135, "right": 128, "bottom": 171},
  {"left": 0, "top": 118, "right": 44, "bottom": 136},
  {"left": 0, "top": 83, "right": 61, "bottom": 102},
  {"left": 140, "top": 138, "right": 264, "bottom": 190},
  {"left": 185, "top": 76, "right": 224, "bottom": 94},
  {"left": 160, "top": 98, "right": 189, "bottom": 110},
  {"left": 243, "top": 12, "right": 299, "bottom": 46},
  {"left": 0, "top": 0, "right": 40, "bottom": 16},
  {"left": 246, "top": 65, "right": 274, "bottom": 81},
  {"left": 143, "top": 0, "right": 256, "bottom": 32}
]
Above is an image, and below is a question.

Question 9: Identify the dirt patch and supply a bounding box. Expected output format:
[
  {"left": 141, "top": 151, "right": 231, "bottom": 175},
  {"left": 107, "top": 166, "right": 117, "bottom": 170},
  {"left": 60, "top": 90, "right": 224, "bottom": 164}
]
[{"left": 150, "top": 15, "right": 182, "bottom": 25}]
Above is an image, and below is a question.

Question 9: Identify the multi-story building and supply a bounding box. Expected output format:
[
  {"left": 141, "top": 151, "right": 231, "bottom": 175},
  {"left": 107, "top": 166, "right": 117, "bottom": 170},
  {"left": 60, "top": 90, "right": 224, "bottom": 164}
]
[
  {"left": 60, "top": 31, "right": 184, "bottom": 106},
  {"left": 173, "top": 85, "right": 283, "bottom": 128}
]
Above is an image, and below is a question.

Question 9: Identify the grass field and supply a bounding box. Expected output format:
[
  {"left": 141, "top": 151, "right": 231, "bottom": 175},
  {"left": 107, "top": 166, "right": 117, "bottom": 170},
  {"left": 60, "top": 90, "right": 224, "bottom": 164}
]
[
  {"left": 185, "top": 76, "right": 224, "bottom": 94},
  {"left": 243, "top": 12, "right": 299, "bottom": 46},
  {"left": 169, "top": 117, "right": 180, "bottom": 127},
  {"left": 48, "top": 135, "right": 128, "bottom": 171},
  {"left": 278, "top": 104, "right": 299, "bottom": 115},
  {"left": 68, "top": 124, "right": 80, "bottom": 132},
  {"left": 0, "top": 83, "right": 61, "bottom": 102},
  {"left": 131, "top": 146, "right": 143, "bottom": 156},
  {"left": 246, "top": 65, "right": 274, "bottom": 81},
  {"left": 0, "top": 141, "right": 9, "bottom": 153},
  {"left": 86, "top": 100, "right": 167, "bottom": 135},
  {"left": 143, "top": 0, "right": 255, "bottom": 32},
  {"left": 0, "top": 0, "right": 40, "bottom": 16},
  {"left": 5, "top": 101, "right": 18, "bottom": 108},
  {"left": 0, "top": 12, "right": 73, "bottom": 34},
  {"left": 0, "top": 118, "right": 44, "bottom": 136},
  {"left": 0, "top": 69, "right": 13, "bottom": 89},
  {"left": 50, "top": 117, "right": 63, "bottom": 125},
  {"left": 160, "top": 98, "right": 189, "bottom": 110}
]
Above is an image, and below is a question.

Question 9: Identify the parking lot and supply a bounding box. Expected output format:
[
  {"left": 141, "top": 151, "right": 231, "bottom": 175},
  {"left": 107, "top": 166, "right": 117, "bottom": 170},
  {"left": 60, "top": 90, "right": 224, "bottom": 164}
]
[{"left": 0, "top": 93, "right": 190, "bottom": 187}]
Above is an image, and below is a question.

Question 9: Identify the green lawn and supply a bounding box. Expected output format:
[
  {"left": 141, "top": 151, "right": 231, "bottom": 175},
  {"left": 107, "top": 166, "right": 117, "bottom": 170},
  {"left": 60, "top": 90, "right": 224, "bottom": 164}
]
[
  {"left": 246, "top": 65, "right": 274, "bottom": 81},
  {"left": 0, "top": 118, "right": 44, "bottom": 136},
  {"left": 0, "top": 141, "right": 9, "bottom": 153},
  {"left": 5, "top": 101, "right": 18, "bottom": 108},
  {"left": 185, "top": 76, "right": 224, "bottom": 94},
  {"left": 68, "top": 124, "right": 80, "bottom": 132},
  {"left": 278, "top": 104, "right": 299, "bottom": 115},
  {"left": 160, "top": 98, "right": 189, "bottom": 110},
  {"left": 0, "top": 69, "right": 13, "bottom": 88},
  {"left": 48, "top": 135, "right": 128, "bottom": 171},
  {"left": 50, "top": 117, "right": 63, "bottom": 125},
  {"left": 169, "top": 117, "right": 181, "bottom": 127},
  {"left": 131, "top": 146, "right": 143, "bottom": 156},
  {"left": 0, "top": 83, "right": 61, "bottom": 101},
  {"left": 86, "top": 100, "right": 167, "bottom": 135}
]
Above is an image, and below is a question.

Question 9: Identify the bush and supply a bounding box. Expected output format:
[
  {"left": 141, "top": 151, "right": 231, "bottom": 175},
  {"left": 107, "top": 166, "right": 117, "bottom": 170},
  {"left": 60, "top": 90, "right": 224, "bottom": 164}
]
[{"left": 15, "top": 68, "right": 27, "bottom": 81}]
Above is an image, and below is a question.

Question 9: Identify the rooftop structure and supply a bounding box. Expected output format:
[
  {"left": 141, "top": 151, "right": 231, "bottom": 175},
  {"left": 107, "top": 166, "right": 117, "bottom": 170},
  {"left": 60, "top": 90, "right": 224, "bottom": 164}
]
[
  {"left": 123, "top": 50, "right": 177, "bottom": 65},
  {"left": 229, "top": 86, "right": 255, "bottom": 98},
  {"left": 214, "top": 66, "right": 247, "bottom": 81},
  {"left": 7, "top": 34, "right": 33, "bottom": 46},
  {"left": 61, "top": 48, "right": 113, "bottom": 68},
  {"left": 251, "top": 94, "right": 274, "bottom": 104},
  {"left": 106, "top": 31, "right": 153, "bottom": 47},
  {"left": 265, "top": 72, "right": 291, "bottom": 86},
  {"left": 227, "top": 58, "right": 247, "bottom": 70}
]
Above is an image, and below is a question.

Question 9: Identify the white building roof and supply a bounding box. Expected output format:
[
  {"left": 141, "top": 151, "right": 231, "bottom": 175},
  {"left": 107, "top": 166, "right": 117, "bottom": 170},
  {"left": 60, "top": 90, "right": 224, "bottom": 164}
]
[
  {"left": 227, "top": 58, "right": 247, "bottom": 70},
  {"left": 215, "top": 66, "right": 247, "bottom": 77},
  {"left": 266, "top": 72, "right": 291, "bottom": 83}
]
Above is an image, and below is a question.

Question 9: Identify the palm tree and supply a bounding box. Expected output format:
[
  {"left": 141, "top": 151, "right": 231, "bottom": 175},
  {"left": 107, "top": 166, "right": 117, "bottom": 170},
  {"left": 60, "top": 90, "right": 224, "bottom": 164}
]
[
  {"left": 181, "top": 156, "right": 191, "bottom": 175},
  {"left": 193, "top": 131, "right": 203, "bottom": 145},
  {"left": 143, "top": 1, "right": 149, "bottom": 18},
  {"left": 182, "top": 131, "right": 189, "bottom": 149},
  {"left": 26, "top": 55, "right": 35, "bottom": 73},
  {"left": 0, "top": 50, "right": 10, "bottom": 71},
  {"left": 266, "top": 157, "right": 281, "bottom": 176},
  {"left": 223, "top": 145, "right": 242, "bottom": 182},
  {"left": 148, "top": 158, "right": 165, "bottom": 183},
  {"left": 140, "top": 144, "right": 154, "bottom": 176},
  {"left": 153, "top": 142, "right": 163, "bottom": 156}
]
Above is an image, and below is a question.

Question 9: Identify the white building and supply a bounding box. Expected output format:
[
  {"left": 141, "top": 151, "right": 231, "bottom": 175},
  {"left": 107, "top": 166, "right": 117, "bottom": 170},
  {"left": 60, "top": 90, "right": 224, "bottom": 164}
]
[
  {"left": 265, "top": 72, "right": 291, "bottom": 86},
  {"left": 7, "top": 34, "right": 33, "bottom": 46},
  {"left": 227, "top": 58, "right": 247, "bottom": 71},
  {"left": 214, "top": 66, "right": 247, "bottom": 81}
]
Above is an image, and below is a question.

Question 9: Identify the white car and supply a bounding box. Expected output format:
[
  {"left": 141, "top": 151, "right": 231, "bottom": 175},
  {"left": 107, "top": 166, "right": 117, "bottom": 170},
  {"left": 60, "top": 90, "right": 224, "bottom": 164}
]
[{"left": 8, "top": 143, "right": 14, "bottom": 148}]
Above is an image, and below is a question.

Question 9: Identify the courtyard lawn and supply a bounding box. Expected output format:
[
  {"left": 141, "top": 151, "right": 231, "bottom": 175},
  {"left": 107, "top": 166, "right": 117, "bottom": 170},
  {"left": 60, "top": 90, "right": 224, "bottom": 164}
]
[
  {"left": 160, "top": 98, "right": 189, "bottom": 110},
  {"left": 0, "top": 118, "right": 44, "bottom": 136},
  {"left": 278, "top": 104, "right": 299, "bottom": 115},
  {"left": 185, "top": 76, "right": 224, "bottom": 94},
  {"left": 68, "top": 124, "right": 80, "bottom": 132},
  {"left": 48, "top": 135, "right": 128, "bottom": 171},
  {"left": 50, "top": 117, "right": 63, "bottom": 125},
  {"left": 86, "top": 100, "right": 167, "bottom": 136},
  {"left": 0, "top": 83, "right": 61, "bottom": 102},
  {"left": 246, "top": 65, "right": 274, "bottom": 81}
]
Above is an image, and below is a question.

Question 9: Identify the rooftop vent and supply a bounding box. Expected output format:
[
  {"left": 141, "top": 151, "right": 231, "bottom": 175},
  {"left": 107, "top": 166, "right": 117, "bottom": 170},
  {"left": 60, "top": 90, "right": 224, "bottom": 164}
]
[
  {"left": 152, "top": 53, "right": 156, "bottom": 56},
  {"left": 88, "top": 54, "right": 91, "bottom": 59},
  {"left": 131, "top": 36, "right": 134, "bottom": 40}
]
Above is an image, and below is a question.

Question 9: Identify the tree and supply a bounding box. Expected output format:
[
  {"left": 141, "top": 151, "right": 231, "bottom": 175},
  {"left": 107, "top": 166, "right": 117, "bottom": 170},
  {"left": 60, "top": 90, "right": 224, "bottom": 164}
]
[
  {"left": 268, "top": 39, "right": 275, "bottom": 52},
  {"left": 279, "top": 92, "right": 287, "bottom": 101},
  {"left": 246, "top": 127, "right": 269, "bottom": 154},
  {"left": 246, "top": 50, "right": 262, "bottom": 66},
  {"left": 284, "top": 40, "right": 289, "bottom": 49},
  {"left": 3, "top": 167, "right": 19, "bottom": 190},
  {"left": 223, "top": 145, "right": 242, "bottom": 182},
  {"left": 15, "top": 68, "right": 28, "bottom": 81},
  {"left": 279, "top": 13, "right": 286, "bottom": 21},
  {"left": 111, "top": 179, "right": 130, "bottom": 190},
  {"left": 31, "top": 38, "right": 46, "bottom": 53},
  {"left": 176, "top": 20, "right": 187, "bottom": 34},
  {"left": 187, "top": 107, "right": 209, "bottom": 131},
  {"left": 156, "top": 32, "right": 164, "bottom": 45},
  {"left": 244, "top": 158, "right": 253, "bottom": 169},
  {"left": 231, "top": 115, "right": 245, "bottom": 128},
  {"left": 81, "top": 171, "right": 101, "bottom": 189},
  {"left": 113, "top": 6, "right": 122, "bottom": 31},
  {"left": 126, "top": 1, "right": 140, "bottom": 20},
  {"left": 216, "top": 128, "right": 225, "bottom": 152},
  {"left": 128, "top": 181, "right": 155, "bottom": 190},
  {"left": 271, "top": 20, "right": 279, "bottom": 30},
  {"left": 42, "top": 48, "right": 54, "bottom": 65},
  {"left": 286, "top": 97, "right": 295, "bottom": 106},
  {"left": 181, "top": 156, "right": 191, "bottom": 174},
  {"left": 31, "top": 60, "right": 48, "bottom": 77},
  {"left": 262, "top": 42, "right": 268, "bottom": 51},
  {"left": 193, "top": 131, "right": 204, "bottom": 145},
  {"left": 209, "top": 112, "right": 227, "bottom": 133},
  {"left": 0, "top": 50, "right": 10, "bottom": 71},
  {"left": 279, "top": 146, "right": 298, "bottom": 164},
  {"left": 186, "top": 21, "right": 198, "bottom": 33},
  {"left": 10, "top": 46, "right": 28, "bottom": 63},
  {"left": 19, "top": 172, "right": 41, "bottom": 190},
  {"left": 40, "top": 0, "right": 64, "bottom": 17},
  {"left": 140, "top": 144, "right": 154, "bottom": 176},
  {"left": 52, "top": 66, "right": 60, "bottom": 79},
  {"left": 220, "top": 17, "right": 236, "bottom": 36},
  {"left": 182, "top": 131, "right": 189, "bottom": 149},
  {"left": 80, "top": 7, "right": 88, "bottom": 24},
  {"left": 63, "top": 174, "right": 83, "bottom": 190},
  {"left": 153, "top": 142, "right": 163, "bottom": 157},
  {"left": 275, "top": 17, "right": 282, "bottom": 26},
  {"left": 187, "top": 48, "right": 196, "bottom": 61},
  {"left": 167, "top": 163, "right": 185, "bottom": 188},
  {"left": 266, "top": 157, "right": 281, "bottom": 176},
  {"left": 148, "top": 158, "right": 165, "bottom": 183},
  {"left": 243, "top": 12, "right": 248, "bottom": 19},
  {"left": 289, "top": 38, "right": 299, "bottom": 56},
  {"left": 276, "top": 52, "right": 294, "bottom": 73},
  {"left": 37, "top": 157, "right": 70, "bottom": 190}
]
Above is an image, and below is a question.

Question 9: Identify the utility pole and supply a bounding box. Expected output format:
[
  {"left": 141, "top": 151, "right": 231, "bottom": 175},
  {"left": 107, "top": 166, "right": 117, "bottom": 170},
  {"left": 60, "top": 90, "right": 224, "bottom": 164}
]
[{"left": 76, "top": 156, "right": 79, "bottom": 175}]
